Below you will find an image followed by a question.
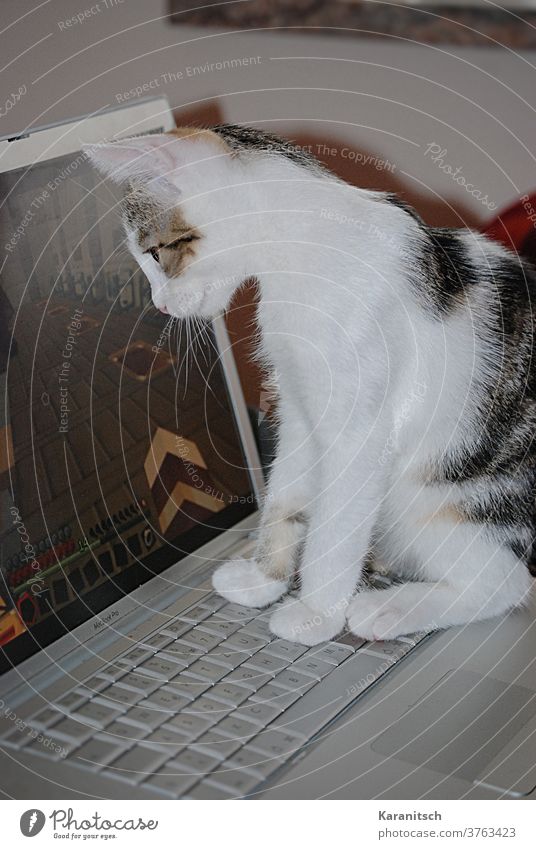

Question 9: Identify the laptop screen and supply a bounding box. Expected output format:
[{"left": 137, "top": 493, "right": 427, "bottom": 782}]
[{"left": 0, "top": 147, "right": 256, "bottom": 673}]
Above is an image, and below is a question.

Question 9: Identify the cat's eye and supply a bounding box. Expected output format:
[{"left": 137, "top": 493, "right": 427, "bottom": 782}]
[
  {"left": 167, "top": 234, "right": 198, "bottom": 247},
  {"left": 147, "top": 247, "right": 159, "bottom": 264}
]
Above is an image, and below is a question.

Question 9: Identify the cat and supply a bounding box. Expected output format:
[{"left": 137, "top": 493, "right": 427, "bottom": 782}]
[{"left": 86, "top": 126, "right": 535, "bottom": 646}]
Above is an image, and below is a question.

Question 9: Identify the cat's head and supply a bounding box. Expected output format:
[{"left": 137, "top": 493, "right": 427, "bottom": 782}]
[{"left": 84, "top": 128, "right": 253, "bottom": 318}]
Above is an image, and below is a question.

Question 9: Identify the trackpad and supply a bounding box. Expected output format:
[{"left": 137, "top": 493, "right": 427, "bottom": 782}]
[{"left": 372, "top": 668, "right": 536, "bottom": 795}]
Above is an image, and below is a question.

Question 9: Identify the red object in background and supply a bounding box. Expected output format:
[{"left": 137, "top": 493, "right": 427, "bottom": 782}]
[{"left": 484, "top": 192, "right": 536, "bottom": 264}]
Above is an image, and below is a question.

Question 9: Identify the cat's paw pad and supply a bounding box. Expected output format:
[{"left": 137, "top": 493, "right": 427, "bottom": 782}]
[
  {"left": 346, "top": 591, "right": 404, "bottom": 640},
  {"left": 212, "top": 558, "right": 287, "bottom": 608},
  {"left": 269, "top": 598, "right": 345, "bottom": 645}
]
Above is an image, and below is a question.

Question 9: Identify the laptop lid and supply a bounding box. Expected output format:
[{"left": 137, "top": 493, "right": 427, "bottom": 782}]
[{"left": 0, "top": 98, "right": 264, "bottom": 676}]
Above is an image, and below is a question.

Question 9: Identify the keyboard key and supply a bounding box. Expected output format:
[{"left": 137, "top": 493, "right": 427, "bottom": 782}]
[
  {"left": 80, "top": 676, "right": 109, "bottom": 695},
  {"left": 137, "top": 654, "right": 187, "bottom": 681},
  {"left": 141, "top": 725, "right": 188, "bottom": 753},
  {"left": 209, "top": 682, "right": 252, "bottom": 708},
  {"left": 244, "top": 651, "right": 289, "bottom": 676},
  {"left": 179, "top": 628, "right": 223, "bottom": 653},
  {"left": 217, "top": 603, "right": 258, "bottom": 623},
  {"left": 165, "top": 675, "right": 210, "bottom": 701},
  {"left": 186, "top": 696, "right": 229, "bottom": 722},
  {"left": 115, "top": 671, "right": 160, "bottom": 695},
  {"left": 266, "top": 640, "right": 308, "bottom": 662},
  {"left": 54, "top": 691, "right": 87, "bottom": 713},
  {"left": 106, "top": 745, "right": 168, "bottom": 783},
  {"left": 30, "top": 708, "right": 60, "bottom": 730},
  {"left": 138, "top": 689, "right": 191, "bottom": 714},
  {"left": 308, "top": 642, "right": 354, "bottom": 665},
  {"left": 52, "top": 717, "right": 93, "bottom": 744},
  {"left": 183, "top": 659, "right": 227, "bottom": 684},
  {"left": 166, "top": 712, "right": 215, "bottom": 741},
  {"left": 101, "top": 720, "right": 148, "bottom": 743},
  {"left": 159, "top": 639, "right": 199, "bottom": 666},
  {"left": 251, "top": 682, "right": 301, "bottom": 711},
  {"left": 361, "top": 640, "right": 410, "bottom": 663},
  {"left": 205, "top": 765, "right": 261, "bottom": 797},
  {"left": 240, "top": 617, "right": 274, "bottom": 641},
  {"left": 98, "top": 662, "right": 127, "bottom": 682},
  {"left": 180, "top": 604, "right": 213, "bottom": 624},
  {"left": 72, "top": 701, "right": 122, "bottom": 729},
  {"left": 205, "top": 647, "right": 247, "bottom": 670},
  {"left": 173, "top": 747, "right": 221, "bottom": 775},
  {"left": 143, "top": 632, "right": 174, "bottom": 651},
  {"left": 26, "top": 734, "right": 72, "bottom": 760},
  {"left": 191, "top": 731, "right": 242, "bottom": 761},
  {"left": 159, "top": 619, "right": 192, "bottom": 639},
  {"left": 117, "top": 646, "right": 153, "bottom": 668},
  {"left": 142, "top": 765, "right": 201, "bottom": 798},
  {"left": 335, "top": 632, "right": 367, "bottom": 651},
  {"left": 227, "top": 745, "right": 284, "bottom": 779},
  {"left": 198, "top": 616, "right": 242, "bottom": 639},
  {"left": 223, "top": 667, "right": 271, "bottom": 691},
  {"left": 213, "top": 714, "right": 259, "bottom": 743},
  {"left": 292, "top": 656, "right": 334, "bottom": 681},
  {"left": 199, "top": 593, "right": 227, "bottom": 612},
  {"left": 222, "top": 632, "right": 267, "bottom": 655},
  {"left": 95, "top": 684, "right": 140, "bottom": 707},
  {"left": 233, "top": 701, "right": 282, "bottom": 727},
  {"left": 121, "top": 706, "right": 167, "bottom": 731},
  {"left": 72, "top": 737, "right": 127, "bottom": 770},
  {"left": 273, "top": 668, "right": 317, "bottom": 695},
  {"left": 248, "top": 728, "right": 306, "bottom": 759}
]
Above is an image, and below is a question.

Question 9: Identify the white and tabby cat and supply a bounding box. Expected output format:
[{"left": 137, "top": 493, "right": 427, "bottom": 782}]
[{"left": 86, "top": 127, "right": 535, "bottom": 646}]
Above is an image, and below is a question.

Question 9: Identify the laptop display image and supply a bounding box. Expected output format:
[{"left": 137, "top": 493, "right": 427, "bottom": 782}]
[{"left": 0, "top": 137, "right": 254, "bottom": 673}]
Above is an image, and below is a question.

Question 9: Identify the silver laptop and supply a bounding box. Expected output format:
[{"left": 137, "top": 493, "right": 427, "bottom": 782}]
[{"left": 1, "top": 98, "right": 535, "bottom": 801}]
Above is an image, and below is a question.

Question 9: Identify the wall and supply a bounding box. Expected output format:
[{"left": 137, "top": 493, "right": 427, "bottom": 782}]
[{"left": 3, "top": 0, "right": 536, "bottom": 229}]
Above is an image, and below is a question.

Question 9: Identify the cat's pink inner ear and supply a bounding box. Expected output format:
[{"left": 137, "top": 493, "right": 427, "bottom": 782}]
[{"left": 83, "top": 135, "right": 176, "bottom": 183}]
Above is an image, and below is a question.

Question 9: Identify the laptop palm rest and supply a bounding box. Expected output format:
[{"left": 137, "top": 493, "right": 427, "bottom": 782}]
[{"left": 371, "top": 668, "right": 536, "bottom": 796}]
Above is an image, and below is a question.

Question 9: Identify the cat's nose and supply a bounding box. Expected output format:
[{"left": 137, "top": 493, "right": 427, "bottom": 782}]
[{"left": 159, "top": 305, "right": 169, "bottom": 314}]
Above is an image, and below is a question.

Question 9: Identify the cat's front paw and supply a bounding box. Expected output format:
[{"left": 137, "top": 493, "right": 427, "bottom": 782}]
[
  {"left": 346, "top": 590, "right": 405, "bottom": 640},
  {"left": 269, "top": 598, "right": 345, "bottom": 645},
  {"left": 212, "top": 558, "right": 287, "bottom": 608}
]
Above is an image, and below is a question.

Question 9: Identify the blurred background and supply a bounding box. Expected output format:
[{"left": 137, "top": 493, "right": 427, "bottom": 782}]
[{"left": 3, "top": 0, "right": 536, "bottom": 412}]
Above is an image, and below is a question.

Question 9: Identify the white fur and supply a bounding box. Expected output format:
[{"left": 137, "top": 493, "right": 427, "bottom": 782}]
[{"left": 87, "top": 133, "right": 532, "bottom": 645}]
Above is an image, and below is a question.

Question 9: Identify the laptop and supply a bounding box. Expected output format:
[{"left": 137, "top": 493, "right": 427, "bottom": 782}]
[{"left": 1, "top": 97, "right": 536, "bottom": 801}]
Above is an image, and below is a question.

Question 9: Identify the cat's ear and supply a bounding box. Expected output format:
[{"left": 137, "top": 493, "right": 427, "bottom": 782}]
[
  {"left": 83, "top": 131, "right": 225, "bottom": 184},
  {"left": 83, "top": 135, "right": 180, "bottom": 183}
]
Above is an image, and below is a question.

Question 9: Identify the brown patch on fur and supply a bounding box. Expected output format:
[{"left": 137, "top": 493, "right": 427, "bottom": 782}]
[
  {"left": 137, "top": 206, "right": 201, "bottom": 278},
  {"left": 421, "top": 504, "right": 466, "bottom": 526},
  {"left": 166, "top": 126, "right": 230, "bottom": 153},
  {"left": 256, "top": 510, "right": 307, "bottom": 582}
]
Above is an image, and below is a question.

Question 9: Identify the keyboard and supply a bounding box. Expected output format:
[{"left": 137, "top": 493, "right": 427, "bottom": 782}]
[{"left": 2, "top": 577, "right": 429, "bottom": 799}]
